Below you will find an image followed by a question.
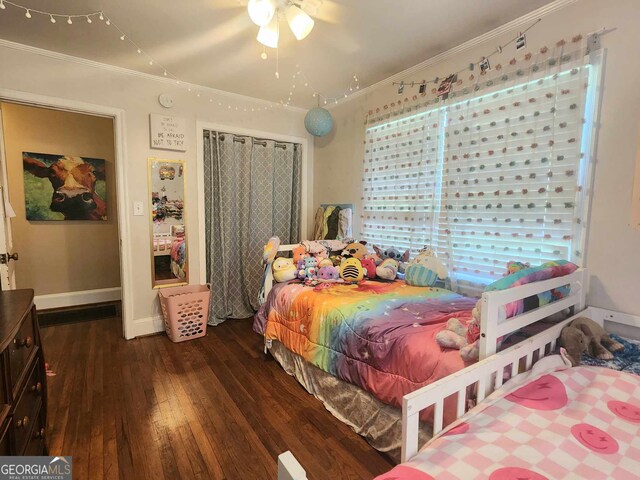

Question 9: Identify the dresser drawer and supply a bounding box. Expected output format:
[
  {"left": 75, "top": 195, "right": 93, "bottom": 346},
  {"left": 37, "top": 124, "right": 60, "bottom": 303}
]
[
  {"left": 23, "top": 411, "right": 46, "bottom": 456},
  {"left": 0, "top": 356, "right": 7, "bottom": 412},
  {"left": 11, "top": 361, "right": 43, "bottom": 453},
  {"left": 9, "top": 313, "right": 37, "bottom": 393}
]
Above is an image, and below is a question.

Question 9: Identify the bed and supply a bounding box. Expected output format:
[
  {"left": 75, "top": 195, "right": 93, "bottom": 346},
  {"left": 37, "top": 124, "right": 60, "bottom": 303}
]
[
  {"left": 277, "top": 307, "right": 640, "bottom": 480},
  {"left": 153, "top": 226, "right": 187, "bottom": 279},
  {"left": 257, "top": 243, "right": 588, "bottom": 456}
]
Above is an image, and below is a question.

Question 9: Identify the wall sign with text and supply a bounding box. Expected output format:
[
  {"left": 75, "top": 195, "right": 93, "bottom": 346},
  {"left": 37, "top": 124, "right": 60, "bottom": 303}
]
[{"left": 149, "top": 114, "right": 187, "bottom": 152}]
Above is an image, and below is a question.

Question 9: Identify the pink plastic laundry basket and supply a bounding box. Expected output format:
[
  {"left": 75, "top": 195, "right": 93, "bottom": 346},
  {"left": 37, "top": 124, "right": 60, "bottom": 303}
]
[{"left": 158, "top": 284, "right": 211, "bottom": 342}]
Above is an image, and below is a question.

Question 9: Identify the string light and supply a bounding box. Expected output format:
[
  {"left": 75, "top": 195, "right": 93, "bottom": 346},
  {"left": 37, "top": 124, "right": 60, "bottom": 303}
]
[
  {"left": 278, "top": 65, "right": 361, "bottom": 107},
  {"left": 0, "top": 0, "right": 333, "bottom": 111}
]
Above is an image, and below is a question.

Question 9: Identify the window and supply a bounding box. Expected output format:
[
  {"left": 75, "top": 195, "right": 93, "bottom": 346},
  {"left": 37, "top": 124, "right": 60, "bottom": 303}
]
[{"left": 362, "top": 47, "right": 600, "bottom": 292}]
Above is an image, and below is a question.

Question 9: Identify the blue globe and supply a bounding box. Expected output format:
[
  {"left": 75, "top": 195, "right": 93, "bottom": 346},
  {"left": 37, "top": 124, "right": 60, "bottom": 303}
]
[{"left": 304, "top": 107, "right": 334, "bottom": 137}]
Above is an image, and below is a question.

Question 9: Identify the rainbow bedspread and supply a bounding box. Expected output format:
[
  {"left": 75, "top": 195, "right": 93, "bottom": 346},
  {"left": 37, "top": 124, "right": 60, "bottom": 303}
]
[{"left": 254, "top": 280, "right": 477, "bottom": 409}]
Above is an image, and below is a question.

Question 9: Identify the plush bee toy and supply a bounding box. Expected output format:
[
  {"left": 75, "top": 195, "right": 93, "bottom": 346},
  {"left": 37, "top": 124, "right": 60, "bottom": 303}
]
[{"left": 340, "top": 258, "right": 365, "bottom": 283}]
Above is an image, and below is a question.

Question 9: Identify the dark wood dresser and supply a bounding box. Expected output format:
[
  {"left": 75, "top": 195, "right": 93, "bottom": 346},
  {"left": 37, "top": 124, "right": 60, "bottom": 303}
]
[{"left": 0, "top": 289, "right": 48, "bottom": 456}]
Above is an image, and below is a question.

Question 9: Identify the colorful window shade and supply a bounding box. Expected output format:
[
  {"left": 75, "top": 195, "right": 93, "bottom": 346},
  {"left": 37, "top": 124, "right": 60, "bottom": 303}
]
[{"left": 362, "top": 46, "right": 599, "bottom": 292}]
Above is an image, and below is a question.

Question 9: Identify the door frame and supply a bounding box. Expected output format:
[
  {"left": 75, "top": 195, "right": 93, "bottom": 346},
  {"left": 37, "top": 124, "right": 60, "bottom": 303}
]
[
  {"left": 195, "top": 121, "right": 311, "bottom": 285},
  {"left": 0, "top": 87, "right": 134, "bottom": 339},
  {"left": 0, "top": 108, "right": 16, "bottom": 289}
]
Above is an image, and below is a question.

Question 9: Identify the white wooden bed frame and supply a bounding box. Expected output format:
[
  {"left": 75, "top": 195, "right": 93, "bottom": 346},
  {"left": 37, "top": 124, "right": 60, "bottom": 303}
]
[
  {"left": 401, "top": 304, "right": 639, "bottom": 462},
  {"left": 263, "top": 243, "right": 588, "bottom": 359},
  {"left": 278, "top": 306, "right": 640, "bottom": 479}
]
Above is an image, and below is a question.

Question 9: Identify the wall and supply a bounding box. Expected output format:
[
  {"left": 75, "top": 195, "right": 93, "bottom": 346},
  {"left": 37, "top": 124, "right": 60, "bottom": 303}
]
[
  {"left": 314, "top": 0, "right": 640, "bottom": 315},
  {"left": 0, "top": 42, "right": 312, "bottom": 337},
  {"left": 0, "top": 102, "right": 120, "bottom": 295}
]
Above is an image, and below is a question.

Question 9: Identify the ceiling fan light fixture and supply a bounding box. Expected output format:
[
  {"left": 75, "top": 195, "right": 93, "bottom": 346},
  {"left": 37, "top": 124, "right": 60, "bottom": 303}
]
[
  {"left": 285, "top": 4, "right": 314, "bottom": 40},
  {"left": 257, "top": 15, "right": 279, "bottom": 48},
  {"left": 248, "top": 0, "right": 276, "bottom": 27}
]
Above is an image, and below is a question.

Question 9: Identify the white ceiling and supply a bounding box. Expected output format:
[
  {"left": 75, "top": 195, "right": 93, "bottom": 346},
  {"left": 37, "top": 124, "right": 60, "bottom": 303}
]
[{"left": 0, "top": 0, "right": 556, "bottom": 107}]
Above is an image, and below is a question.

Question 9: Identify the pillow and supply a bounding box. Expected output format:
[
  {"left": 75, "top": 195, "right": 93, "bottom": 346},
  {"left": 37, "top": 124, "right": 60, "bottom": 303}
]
[
  {"left": 404, "top": 263, "right": 439, "bottom": 287},
  {"left": 485, "top": 260, "right": 577, "bottom": 292},
  {"left": 485, "top": 260, "right": 578, "bottom": 318},
  {"left": 404, "top": 248, "right": 447, "bottom": 287}
]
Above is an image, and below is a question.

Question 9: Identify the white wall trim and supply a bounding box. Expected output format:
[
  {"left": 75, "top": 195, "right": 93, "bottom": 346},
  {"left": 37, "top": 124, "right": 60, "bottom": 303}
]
[
  {"left": 0, "top": 38, "right": 305, "bottom": 113},
  {"left": 327, "top": 0, "right": 578, "bottom": 109},
  {"left": 131, "top": 315, "right": 165, "bottom": 338},
  {"left": 35, "top": 287, "right": 121, "bottom": 311},
  {"left": 0, "top": 87, "right": 135, "bottom": 339},
  {"left": 195, "top": 121, "right": 312, "bottom": 285}
]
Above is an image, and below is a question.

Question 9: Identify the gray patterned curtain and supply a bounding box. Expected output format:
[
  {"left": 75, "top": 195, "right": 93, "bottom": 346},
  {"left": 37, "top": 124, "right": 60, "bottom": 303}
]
[{"left": 203, "top": 130, "right": 302, "bottom": 325}]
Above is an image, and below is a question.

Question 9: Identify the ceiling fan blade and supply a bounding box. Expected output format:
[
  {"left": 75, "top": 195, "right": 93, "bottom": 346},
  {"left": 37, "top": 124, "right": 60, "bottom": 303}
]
[{"left": 301, "top": 0, "right": 344, "bottom": 25}]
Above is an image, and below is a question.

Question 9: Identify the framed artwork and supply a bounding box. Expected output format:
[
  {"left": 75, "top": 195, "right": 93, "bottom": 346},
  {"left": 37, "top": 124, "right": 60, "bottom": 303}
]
[{"left": 22, "top": 152, "right": 107, "bottom": 221}]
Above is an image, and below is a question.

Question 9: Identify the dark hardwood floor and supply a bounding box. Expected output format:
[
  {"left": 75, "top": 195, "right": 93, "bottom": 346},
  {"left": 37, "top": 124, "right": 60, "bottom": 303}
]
[{"left": 41, "top": 315, "right": 394, "bottom": 479}]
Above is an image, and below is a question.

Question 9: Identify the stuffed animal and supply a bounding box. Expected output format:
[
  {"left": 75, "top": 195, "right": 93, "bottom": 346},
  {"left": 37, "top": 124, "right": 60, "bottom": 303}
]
[
  {"left": 364, "top": 252, "right": 382, "bottom": 265},
  {"left": 340, "top": 258, "right": 365, "bottom": 283},
  {"left": 360, "top": 258, "right": 377, "bottom": 279},
  {"left": 272, "top": 257, "right": 298, "bottom": 283},
  {"left": 317, "top": 258, "right": 334, "bottom": 269},
  {"left": 373, "top": 245, "right": 410, "bottom": 263},
  {"left": 376, "top": 258, "right": 399, "bottom": 280},
  {"left": 436, "top": 316, "right": 480, "bottom": 362},
  {"left": 373, "top": 245, "right": 410, "bottom": 272},
  {"left": 560, "top": 317, "right": 624, "bottom": 366},
  {"left": 293, "top": 245, "right": 307, "bottom": 264},
  {"left": 303, "top": 257, "right": 318, "bottom": 280},
  {"left": 342, "top": 241, "right": 368, "bottom": 259},
  {"left": 330, "top": 254, "right": 344, "bottom": 267},
  {"left": 262, "top": 236, "right": 281, "bottom": 265},
  {"left": 404, "top": 247, "right": 448, "bottom": 287},
  {"left": 505, "top": 260, "right": 530, "bottom": 276},
  {"left": 317, "top": 265, "right": 340, "bottom": 282}
]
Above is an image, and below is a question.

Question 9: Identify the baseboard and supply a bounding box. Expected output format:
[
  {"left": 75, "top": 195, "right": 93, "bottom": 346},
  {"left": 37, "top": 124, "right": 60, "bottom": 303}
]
[
  {"left": 34, "top": 287, "right": 121, "bottom": 311},
  {"left": 131, "top": 315, "right": 165, "bottom": 338}
]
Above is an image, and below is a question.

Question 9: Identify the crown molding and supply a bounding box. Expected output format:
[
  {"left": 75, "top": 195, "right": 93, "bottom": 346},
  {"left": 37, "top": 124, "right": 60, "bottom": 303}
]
[
  {"left": 0, "top": 38, "right": 306, "bottom": 113},
  {"left": 327, "top": 0, "right": 578, "bottom": 109}
]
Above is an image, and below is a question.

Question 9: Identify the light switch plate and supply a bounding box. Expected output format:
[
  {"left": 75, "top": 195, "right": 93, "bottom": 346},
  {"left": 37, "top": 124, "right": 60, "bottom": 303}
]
[{"left": 133, "top": 201, "right": 144, "bottom": 216}]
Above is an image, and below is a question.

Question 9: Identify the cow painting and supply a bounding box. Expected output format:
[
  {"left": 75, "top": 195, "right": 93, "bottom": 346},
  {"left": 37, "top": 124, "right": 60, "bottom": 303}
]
[{"left": 23, "top": 152, "right": 107, "bottom": 221}]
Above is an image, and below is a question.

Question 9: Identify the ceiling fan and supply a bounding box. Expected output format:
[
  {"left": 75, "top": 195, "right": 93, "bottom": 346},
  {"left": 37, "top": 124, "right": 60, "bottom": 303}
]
[{"left": 247, "top": 0, "right": 322, "bottom": 48}]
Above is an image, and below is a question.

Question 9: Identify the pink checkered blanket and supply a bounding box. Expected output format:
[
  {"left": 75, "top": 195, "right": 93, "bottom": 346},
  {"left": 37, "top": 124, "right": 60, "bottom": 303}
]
[{"left": 376, "top": 355, "right": 640, "bottom": 480}]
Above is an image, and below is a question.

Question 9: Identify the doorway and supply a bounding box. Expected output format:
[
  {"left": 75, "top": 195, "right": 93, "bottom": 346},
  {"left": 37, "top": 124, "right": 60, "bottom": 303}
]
[{"left": 0, "top": 101, "right": 122, "bottom": 325}]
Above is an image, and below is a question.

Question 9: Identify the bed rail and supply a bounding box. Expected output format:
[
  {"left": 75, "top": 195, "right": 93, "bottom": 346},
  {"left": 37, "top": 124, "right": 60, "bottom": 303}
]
[
  {"left": 478, "top": 268, "right": 587, "bottom": 359},
  {"left": 400, "top": 306, "right": 593, "bottom": 462}
]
